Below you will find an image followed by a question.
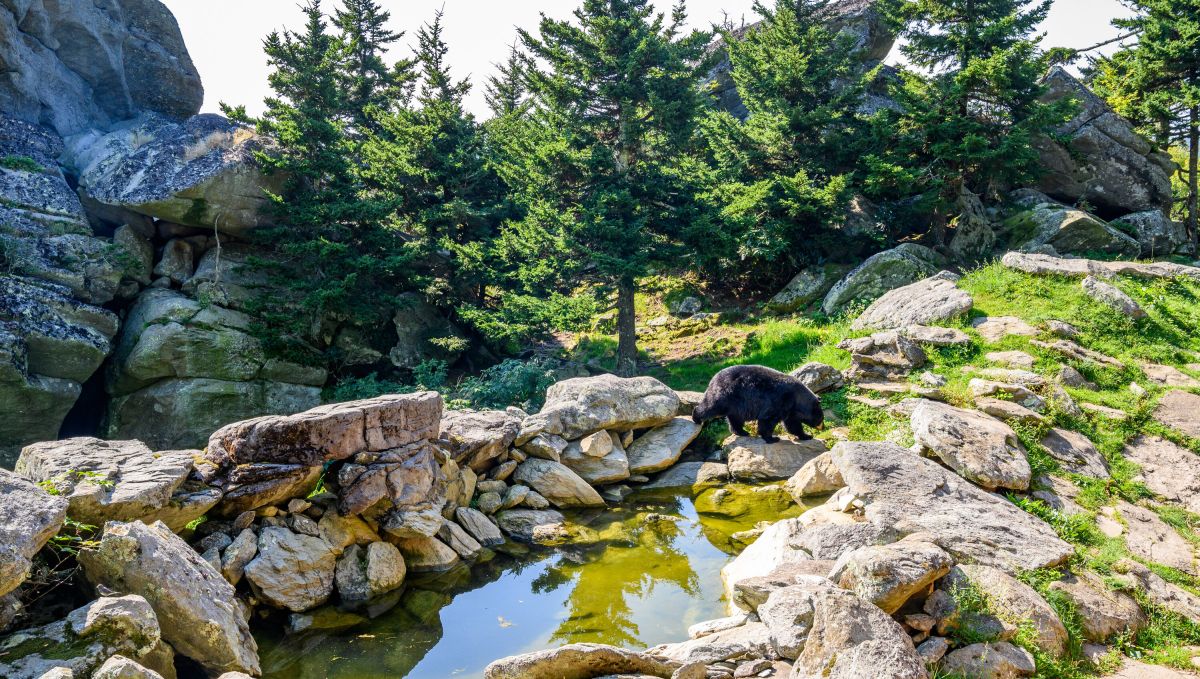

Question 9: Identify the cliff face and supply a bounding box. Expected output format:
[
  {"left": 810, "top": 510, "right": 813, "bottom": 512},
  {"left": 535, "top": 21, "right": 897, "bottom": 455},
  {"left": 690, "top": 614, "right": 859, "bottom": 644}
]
[{"left": 0, "top": 0, "right": 203, "bottom": 137}]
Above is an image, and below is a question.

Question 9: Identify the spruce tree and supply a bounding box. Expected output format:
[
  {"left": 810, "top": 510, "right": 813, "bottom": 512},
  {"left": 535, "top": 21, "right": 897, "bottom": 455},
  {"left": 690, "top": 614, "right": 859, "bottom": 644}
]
[
  {"left": 484, "top": 43, "right": 529, "bottom": 118},
  {"left": 497, "top": 0, "right": 710, "bottom": 376},
  {"left": 1093, "top": 0, "right": 1200, "bottom": 246},
  {"left": 332, "top": 0, "right": 410, "bottom": 135}
]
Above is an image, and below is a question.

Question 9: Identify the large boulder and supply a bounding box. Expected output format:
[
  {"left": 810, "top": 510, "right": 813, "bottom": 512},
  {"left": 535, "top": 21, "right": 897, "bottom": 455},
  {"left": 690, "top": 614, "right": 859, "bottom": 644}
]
[
  {"left": 725, "top": 436, "right": 828, "bottom": 481},
  {"left": 0, "top": 0, "right": 202, "bottom": 138},
  {"left": 1000, "top": 199, "right": 1140, "bottom": 258},
  {"left": 519, "top": 374, "right": 679, "bottom": 442},
  {"left": 792, "top": 584, "right": 928, "bottom": 679},
  {"left": 839, "top": 330, "right": 927, "bottom": 380},
  {"left": 830, "top": 441, "right": 1073, "bottom": 572},
  {"left": 829, "top": 539, "right": 953, "bottom": 614},
  {"left": 513, "top": 459, "right": 605, "bottom": 508},
  {"left": 243, "top": 526, "right": 337, "bottom": 612},
  {"left": 945, "top": 565, "right": 1068, "bottom": 657},
  {"left": 1039, "top": 429, "right": 1109, "bottom": 479},
  {"left": 910, "top": 401, "right": 1031, "bottom": 491},
  {"left": 1112, "top": 209, "right": 1190, "bottom": 257},
  {"left": 1001, "top": 251, "right": 1200, "bottom": 280},
  {"left": 0, "top": 469, "right": 68, "bottom": 597},
  {"left": 767, "top": 265, "right": 846, "bottom": 314},
  {"left": 79, "top": 521, "right": 260, "bottom": 676},
  {"left": 15, "top": 438, "right": 217, "bottom": 531},
  {"left": 439, "top": 409, "right": 520, "bottom": 472},
  {"left": 66, "top": 115, "right": 282, "bottom": 237},
  {"left": 1153, "top": 390, "right": 1200, "bottom": 439},
  {"left": 851, "top": 271, "right": 972, "bottom": 331},
  {"left": 1035, "top": 67, "right": 1175, "bottom": 216},
  {"left": 1123, "top": 436, "right": 1200, "bottom": 514},
  {"left": 626, "top": 417, "right": 702, "bottom": 474},
  {"left": 822, "top": 244, "right": 945, "bottom": 315}
]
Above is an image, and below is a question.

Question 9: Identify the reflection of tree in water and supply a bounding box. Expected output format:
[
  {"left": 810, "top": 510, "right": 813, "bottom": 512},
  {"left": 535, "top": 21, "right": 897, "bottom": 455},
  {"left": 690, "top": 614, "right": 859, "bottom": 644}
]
[{"left": 532, "top": 509, "right": 701, "bottom": 648}]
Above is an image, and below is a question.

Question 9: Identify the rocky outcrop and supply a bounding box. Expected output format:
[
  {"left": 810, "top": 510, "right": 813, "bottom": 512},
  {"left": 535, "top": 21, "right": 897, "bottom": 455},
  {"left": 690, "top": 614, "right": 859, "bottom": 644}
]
[
  {"left": 1112, "top": 209, "right": 1190, "bottom": 257},
  {"left": 0, "top": 0, "right": 202, "bottom": 138},
  {"left": 0, "top": 469, "right": 68, "bottom": 598},
  {"left": 851, "top": 272, "right": 972, "bottom": 331},
  {"left": 1035, "top": 67, "right": 1175, "bottom": 217},
  {"left": 79, "top": 521, "right": 260, "bottom": 676},
  {"left": 1001, "top": 251, "right": 1200, "bottom": 280},
  {"left": 244, "top": 526, "right": 337, "bottom": 612},
  {"left": 822, "top": 244, "right": 945, "bottom": 315},
  {"left": 767, "top": 265, "right": 846, "bottom": 314},
  {"left": 1000, "top": 199, "right": 1141, "bottom": 257}
]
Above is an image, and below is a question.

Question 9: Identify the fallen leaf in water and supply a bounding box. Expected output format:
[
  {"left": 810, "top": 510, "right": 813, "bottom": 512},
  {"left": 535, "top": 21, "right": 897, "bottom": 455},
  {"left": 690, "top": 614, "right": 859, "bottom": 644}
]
[
  {"left": 498, "top": 616, "right": 514, "bottom": 628},
  {"left": 358, "top": 634, "right": 376, "bottom": 639}
]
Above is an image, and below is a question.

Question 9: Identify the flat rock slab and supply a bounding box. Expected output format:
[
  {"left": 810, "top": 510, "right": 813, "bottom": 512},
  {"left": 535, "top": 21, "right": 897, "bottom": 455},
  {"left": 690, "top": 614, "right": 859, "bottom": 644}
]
[
  {"left": 976, "top": 397, "right": 1045, "bottom": 426},
  {"left": 1125, "top": 436, "right": 1200, "bottom": 514},
  {"left": 1142, "top": 364, "right": 1200, "bottom": 388},
  {"left": 911, "top": 400, "right": 1031, "bottom": 491},
  {"left": 851, "top": 272, "right": 972, "bottom": 331},
  {"left": 986, "top": 351, "right": 1036, "bottom": 369},
  {"left": 972, "top": 316, "right": 1038, "bottom": 343},
  {"left": 642, "top": 461, "right": 728, "bottom": 491},
  {"left": 0, "top": 469, "right": 68, "bottom": 597},
  {"left": 519, "top": 374, "right": 679, "bottom": 443},
  {"left": 1031, "top": 339, "right": 1123, "bottom": 368},
  {"left": 484, "top": 643, "right": 680, "bottom": 679},
  {"left": 1039, "top": 429, "right": 1110, "bottom": 479},
  {"left": 627, "top": 417, "right": 702, "bottom": 474},
  {"left": 947, "top": 564, "right": 1068, "bottom": 657},
  {"left": 831, "top": 441, "right": 1073, "bottom": 573},
  {"left": 1083, "top": 276, "right": 1146, "bottom": 318},
  {"left": 1115, "top": 501, "right": 1196, "bottom": 575},
  {"left": 206, "top": 392, "right": 442, "bottom": 469},
  {"left": 1155, "top": 391, "right": 1200, "bottom": 438},
  {"left": 1048, "top": 573, "right": 1146, "bottom": 642},
  {"left": 725, "top": 436, "right": 828, "bottom": 481},
  {"left": 1003, "top": 251, "right": 1200, "bottom": 280}
]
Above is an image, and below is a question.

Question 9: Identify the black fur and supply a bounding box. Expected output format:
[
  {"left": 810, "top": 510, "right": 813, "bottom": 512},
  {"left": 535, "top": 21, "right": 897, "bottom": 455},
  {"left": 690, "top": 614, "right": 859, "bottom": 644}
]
[{"left": 692, "top": 365, "right": 823, "bottom": 444}]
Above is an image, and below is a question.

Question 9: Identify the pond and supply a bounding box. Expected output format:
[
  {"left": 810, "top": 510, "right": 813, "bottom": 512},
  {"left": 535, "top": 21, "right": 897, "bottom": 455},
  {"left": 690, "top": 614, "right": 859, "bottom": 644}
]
[{"left": 255, "top": 484, "right": 805, "bottom": 679}]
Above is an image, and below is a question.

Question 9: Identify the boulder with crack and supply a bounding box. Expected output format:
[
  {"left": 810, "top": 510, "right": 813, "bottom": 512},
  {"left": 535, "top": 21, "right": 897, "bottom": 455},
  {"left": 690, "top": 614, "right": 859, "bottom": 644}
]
[
  {"left": 910, "top": 400, "right": 1032, "bottom": 491},
  {"left": 851, "top": 272, "right": 972, "bottom": 331}
]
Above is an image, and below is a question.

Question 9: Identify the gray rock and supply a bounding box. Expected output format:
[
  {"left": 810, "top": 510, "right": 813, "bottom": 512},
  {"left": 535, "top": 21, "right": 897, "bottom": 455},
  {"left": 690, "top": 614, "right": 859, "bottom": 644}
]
[
  {"left": 1141, "top": 363, "right": 1200, "bottom": 388},
  {"left": 851, "top": 272, "right": 972, "bottom": 331},
  {"left": 381, "top": 506, "right": 444, "bottom": 539},
  {"left": 792, "top": 585, "right": 927, "bottom": 679},
  {"left": 941, "top": 642, "right": 1035, "bottom": 678},
  {"left": 721, "top": 517, "right": 814, "bottom": 606},
  {"left": 437, "top": 518, "right": 484, "bottom": 560},
  {"left": 641, "top": 461, "right": 728, "bottom": 491},
  {"left": 948, "top": 189, "right": 998, "bottom": 260},
  {"left": 389, "top": 535, "right": 460, "bottom": 573},
  {"left": 975, "top": 398, "right": 1045, "bottom": 427},
  {"left": 790, "top": 362, "right": 845, "bottom": 393},
  {"left": 1154, "top": 390, "right": 1200, "bottom": 439},
  {"left": 78, "top": 521, "right": 259, "bottom": 676},
  {"left": 484, "top": 643, "right": 680, "bottom": 679},
  {"left": 839, "top": 330, "right": 927, "bottom": 380},
  {"left": 1048, "top": 573, "right": 1145, "bottom": 642},
  {"left": 513, "top": 459, "right": 605, "bottom": 508},
  {"left": 1115, "top": 502, "right": 1196, "bottom": 575},
  {"left": 560, "top": 434, "right": 630, "bottom": 484},
  {"left": 725, "top": 436, "right": 828, "bottom": 481},
  {"left": 1082, "top": 276, "right": 1145, "bottom": 318},
  {"left": 389, "top": 292, "right": 467, "bottom": 369},
  {"left": 1002, "top": 251, "right": 1200, "bottom": 280},
  {"left": 904, "top": 325, "right": 971, "bottom": 347},
  {"left": 823, "top": 243, "right": 945, "bottom": 314},
  {"left": 1113, "top": 209, "right": 1189, "bottom": 257},
  {"left": 220, "top": 528, "right": 257, "bottom": 586},
  {"left": 627, "top": 418, "right": 702, "bottom": 474},
  {"left": 1001, "top": 200, "right": 1140, "bottom": 258},
  {"left": 658, "top": 622, "right": 775, "bottom": 665},
  {"left": 1115, "top": 559, "right": 1200, "bottom": 622},
  {"left": 495, "top": 509, "right": 569, "bottom": 544},
  {"left": 244, "top": 526, "right": 337, "bottom": 612},
  {"left": 971, "top": 316, "right": 1039, "bottom": 343},
  {"left": 454, "top": 507, "right": 504, "bottom": 547},
  {"left": 439, "top": 409, "right": 520, "bottom": 472},
  {"left": 785, "top": 452, "right": 845, "bottom": 499},
  {"left": 334, "top": 542, "right": 406, "bottom": 604},
  {"left": 0, "top": 469, "right": 68, "bottom": 597},
  {"left": 829, "top": 539, "right": 953, "bottom": 614},
  {"left": 910, "top": 401, "right": 1031, "bottom": 491},
  {"left": 519, "top": 374, "right": 679, "bottom": 443},
  {"left": 519, "top": 433, "right": 568, "bottom": 462},
  {"left": 1039, "top": 429, "right": 1109, "bottom": 479},
  {"left": 767, "top": 266, "right": 843, "bottom": 313},
  {"left": 91, "top": 656, "right": 164, "bottom": 679},
  {"left": 831, "top": 441, "right": 1072, "bottom": 572},
  {"left": 946, "top": 564, "right": 1068, "bottom": 657}
]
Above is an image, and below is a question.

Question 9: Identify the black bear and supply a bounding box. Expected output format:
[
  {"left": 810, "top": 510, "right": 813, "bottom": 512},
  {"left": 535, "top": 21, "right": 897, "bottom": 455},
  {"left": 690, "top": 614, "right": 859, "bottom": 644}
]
[{"left": 692, "top": 365, "right": 823, "bottom": 443}]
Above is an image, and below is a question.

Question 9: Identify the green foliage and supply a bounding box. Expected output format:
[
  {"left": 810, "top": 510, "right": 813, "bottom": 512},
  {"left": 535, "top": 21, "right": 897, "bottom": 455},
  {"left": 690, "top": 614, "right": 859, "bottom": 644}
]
[
  {"left": 458, "top": 292, "right": 600, "bottom": 354},
  {"left": 0, "top": 154, "right": 44, "bottom": 173},
  {"left": 454, "top": 358, "right": 558, "bottom": 411}
]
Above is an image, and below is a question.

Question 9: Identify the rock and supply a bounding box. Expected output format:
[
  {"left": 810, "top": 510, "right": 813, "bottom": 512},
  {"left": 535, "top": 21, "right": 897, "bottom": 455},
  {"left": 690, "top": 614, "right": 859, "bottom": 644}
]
[
  {"left": 687, "top": 613, "right": 750, "bottom": 639},
  {"left": 1048, "top": 573, "right": 1146, "bottom": 642},
  {"left": 1104, "top": 660, "right": 1200, "bottom": 679},
  {"left": 1115, "top": 502, "right": 1196, "bottom": 575},
  {"left": 15, "top": 438, "right": 212, "bottom": 530},
  {"left": 904, "top": 325, "right": 971, "bottom": 347},
  {"left": 767, "top": 266, "right": 843, "bottom": 313},
  {"left": 657, "top": 622, "right": 775, "bottom": 665},
  {"left": 627, "top": 418, "right": 702, "bottom": 474},
  {"left": 948, "top": 189, "right": 998, "bottom": 260},
  {"left": 725, "top": 436, "right": 827, "bottom": 481},
  {"left": 642, "top": 461, "right": 728, "bottom": 491},
  {"left": 78, "top": 521, "right": 259, "bottom": 676},
  {"left": 520, "top": 433, "right": 568, "bottom": 462},
  {"left": 733, "top": 560, "right": 838, "bottom": 612},
  {"left": 916, "top": 636, "right": 949, "bottom": 664},
  {"left": 318, "top": 512, "right": 380, "bottom": 553},
  {"left": 498, "top": 484, "right": 529, "bottom": 510},
  {"left": 830, "top": 539, "right": 953, "bottom": 614},
  {"left": 334, "top": 542, "right": 406, "bottom": 603},
  {"left": 206, "top": 392, "right": 441, "bottom": 470},
  {"left": 0, "top": 1, "right": 201, "bottom": 137},
  {"left": 1059, "top": 365, "right": 1097, "bottom": 389},
  {"left": 1154, "top": 391, "right": 1200, "bottom": 439},
  {"left": 792, "top": 585, "right": 927, "bottom": 679},
  {"left": 220, "top": 529, "right": 257, "bottom": 586},
  {"left": 494, "top": 509, "right": 569, "bottom": 544},
  {"left": 1115, "top": 559, "right": 1200, "bottom": 622},
  {"left": 439, "top": 409, "right": 520, "bottom": 472},
  {"left": 243, "top": 526, "right": 337, "bottom": 612},
  {"left": 214, "top": 463, "right": 322, "bottom": 518},
  {"left": 822, "top": 243, "right": 945, "bottom": 314},
  {"left": 941, "top": 642, "right": 1035, "bottom": 678},
  {"left": 1082, "top": 276, "right": 1145, "bottom": 318},
  {"left": 721, "top": 518, "right": 813, "bottom": 607},
  {"left": 1003, "top": 251, "right": 1200, "bottom": 280},
  {"left": 1036, "top": 67, "right": 1174, "bottom": 216},
  {"left": 839, "top": 331, "right": 927, "bottom": 380},
  {"left": 477, "top": 492, "right": 503, "bottom": 514},
  {"left": 0, "top": 595, "right": 163, "bottom": 679},
  {"left": 513, "top": 459, "right": 605, "bottom": 508},
  {"left": 785, "top": 452, "right": 846, "bottom": 499},
  {"left": 1030, "top": 338, "right": 1123, "bottom": 368},
  {"left": 484, "top": 643, "right": 680, "bottom": 679},
  {"left": 947, "top": 565, "right": 1068, "bottom": 657},
  {"left": 381, "top": 505, "right": 444, "bottom": 539},
  {"left": 0, "top": 469, "right": 68, "bottom": 598},
  {"left": 388, "top": 535, "right": 459, "bottom": 573},
  {"left": 851, "top": 272, "right": 972, "bottom": 331},
  {"left": 757, "top": 578, "right": 829, "bottom": 659},
  {"left": 972, "top": 316, "right": 1039, "bottom": 343},
  {"left": 831, "top": 441, "right": 1072, "bottom": 572},
  {"left": 975, "top": 398, "right": 1045, "bottom": 426},
  {"left": 1039, "top": 429, "right": 1110, "bottom": 479},
  {"left": 987, "top": 351, "right": 1036, "bottom": 370},
  {"left": 1142, "top": 363, "right": 1200, "bottom": 388},
  {"left": 91, "top": 656, "right": 164, "bottom": 679},
  {"left": 438, "top": 518, "right": 484, "bottom": 559},
  {"left": 910, "top": 401, "right": 1031, "bottom": 491},
  {"left": 969, "top": 379, "right": 1045, "bottom": 410},
  {"left": 68, "top": 115, "right": 281, "bottom": 237},
  {"left": 1001, "top": 200, "right": 1140, "bottom": 258},
  {"left": 790, "top": 362, "right": 845, "bottom": 394},
  {"left": 1113, "top": 209, "right": 1189, "bottom": 257},
  {"left": 1118, "top": 439, "right": 1200, "bottom": 513},
  {"left": 519, "top": 374, "right": 679, "bottom": 442},
  {"left": 455, "top": 507, "right": 504, "bottom": 547},
  {"left": 560, "top": 434, "right": 630, "bottom": 485}
]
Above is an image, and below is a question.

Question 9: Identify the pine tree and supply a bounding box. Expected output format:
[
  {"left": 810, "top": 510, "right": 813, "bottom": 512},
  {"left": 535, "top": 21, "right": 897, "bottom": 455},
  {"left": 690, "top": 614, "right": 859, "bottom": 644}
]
[
  {"left": 698, "top": 0, "right": 875, "bottom": 289},
  {"left": 870, "top": 0, "right": 1070, "bottom": 235},
  {"left": 1092, "top": 0, "right": 1200, "bottom": 246},
  {"left": 484, "top": 43, "right": 529, "bottom": 118},
  {"left": 496, "top": 0, "right": 710, "bottom": 376},
  {"left": 332, "top": 0, "right": 411, "bottom": 135}
]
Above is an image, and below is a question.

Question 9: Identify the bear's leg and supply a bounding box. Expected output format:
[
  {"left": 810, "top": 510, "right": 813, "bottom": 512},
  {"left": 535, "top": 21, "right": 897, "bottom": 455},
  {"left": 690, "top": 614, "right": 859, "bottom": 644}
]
[
  {"left": 758, "top": 418, "right": 781, "bottom": 444},
  {"left": 784, "top": 412, "right": 813, "bottom": 440},
  {"left": 727, "top": 416, "right": 750, "bottom": 437}
]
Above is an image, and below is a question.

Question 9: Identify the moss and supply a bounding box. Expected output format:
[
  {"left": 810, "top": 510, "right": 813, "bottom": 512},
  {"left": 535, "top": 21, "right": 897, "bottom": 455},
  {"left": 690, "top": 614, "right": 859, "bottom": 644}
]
[{"left": 0, "top": 155, "right": 44, "bottom": 173}]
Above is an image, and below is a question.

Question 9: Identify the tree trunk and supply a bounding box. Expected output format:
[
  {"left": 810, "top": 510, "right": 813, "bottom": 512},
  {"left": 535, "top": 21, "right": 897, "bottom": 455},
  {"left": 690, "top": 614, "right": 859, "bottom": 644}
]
[
  {"left": 1190, "top": 105, "right": 1199, "bottom": 250},
  {"left": 616, "top": 277, "right": 638, "bottom": 378}
]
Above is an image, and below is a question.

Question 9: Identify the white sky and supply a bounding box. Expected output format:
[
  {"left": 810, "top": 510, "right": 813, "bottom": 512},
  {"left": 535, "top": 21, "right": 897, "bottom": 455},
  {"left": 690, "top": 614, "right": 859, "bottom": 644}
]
[{"left": 161, "top": 0, "right": 1134, "bottom": 119}]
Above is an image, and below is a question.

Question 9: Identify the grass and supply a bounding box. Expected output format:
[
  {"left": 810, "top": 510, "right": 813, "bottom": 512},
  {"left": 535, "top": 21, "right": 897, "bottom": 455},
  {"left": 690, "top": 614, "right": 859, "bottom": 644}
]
[{"left": 0, "top": 154, "right": 44, "bottom": 173}]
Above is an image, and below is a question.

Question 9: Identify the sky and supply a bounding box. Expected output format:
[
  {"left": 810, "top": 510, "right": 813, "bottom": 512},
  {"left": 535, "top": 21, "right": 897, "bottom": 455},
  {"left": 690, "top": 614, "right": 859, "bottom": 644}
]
[{"left": 161, "top": 0, "right": 1134, "bottom": 119}]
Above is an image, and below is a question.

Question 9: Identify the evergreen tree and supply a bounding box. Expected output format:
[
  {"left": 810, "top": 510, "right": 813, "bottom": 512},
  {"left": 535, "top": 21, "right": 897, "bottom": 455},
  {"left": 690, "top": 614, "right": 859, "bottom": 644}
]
[
  {"left": 485, "top": 43, "right": 529, "bottom": 118},
  {"left": 332, "top": 0, "right": 411, "bottom": 135},
  {"left": 698, "top": 0, "right": 875, "bottom": 289},
  {"left": 1092, "top": 0, "right": 1200, "bottom": 246},
  {"left": 869, "top": 0, "right": 1070, "bottom": 236},
  {"left": 495, "top": 0, "right": 710, "bottom": 376}
]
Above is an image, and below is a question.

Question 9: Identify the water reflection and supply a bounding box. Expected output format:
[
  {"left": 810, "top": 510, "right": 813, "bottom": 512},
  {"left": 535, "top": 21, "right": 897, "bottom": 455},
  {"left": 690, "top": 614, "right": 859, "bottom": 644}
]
[{"left": 257, "top": 485, "right": 801, "bottom": 679}]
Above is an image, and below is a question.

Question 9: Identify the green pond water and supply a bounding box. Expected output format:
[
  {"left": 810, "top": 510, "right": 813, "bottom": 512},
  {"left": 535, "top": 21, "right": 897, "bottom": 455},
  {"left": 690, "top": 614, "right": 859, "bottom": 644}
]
[{"left": 256, "top": 484, "right": 804, "bottom": 679}]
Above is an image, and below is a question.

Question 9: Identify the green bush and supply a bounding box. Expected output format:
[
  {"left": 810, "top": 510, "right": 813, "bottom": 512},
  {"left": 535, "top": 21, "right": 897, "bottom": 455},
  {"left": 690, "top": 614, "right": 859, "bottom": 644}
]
[
  {"left": 455, "top": 358, "right": 557, "bottom": 411},
  {"left": 0, "top": 155, "right": 44, "bottom": 173}
]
